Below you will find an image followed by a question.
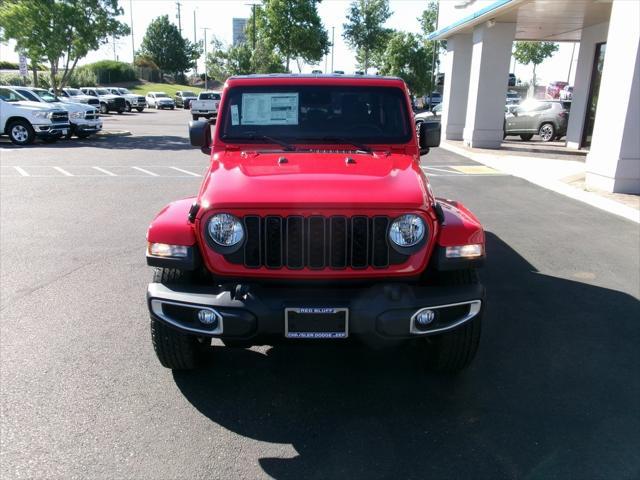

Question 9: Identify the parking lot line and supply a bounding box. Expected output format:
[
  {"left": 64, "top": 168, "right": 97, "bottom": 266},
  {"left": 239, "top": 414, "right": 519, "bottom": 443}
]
[
  {"left": 14, "top": 166, "right": 29, "bottom": 177},
  {"left": 53, "top": 166, "right": 73, "bottom": 176},
  {"left": 131, "top": 166, "right": 159, "bottom": 177},
  {"left": 93, "top": 166, "right": 117, "bottom": 176},
  {"left": 423, "top": 166, "right": 464, "bottom": 174},
  {"left": 169, "top": 166, "right": 201, "bottom": 177}
]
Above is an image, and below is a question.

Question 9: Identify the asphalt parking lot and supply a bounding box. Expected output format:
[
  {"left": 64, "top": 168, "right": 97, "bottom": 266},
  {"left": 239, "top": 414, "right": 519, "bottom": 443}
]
[{"left": 1, "top": 109, "right": 639, "bottom": 479}]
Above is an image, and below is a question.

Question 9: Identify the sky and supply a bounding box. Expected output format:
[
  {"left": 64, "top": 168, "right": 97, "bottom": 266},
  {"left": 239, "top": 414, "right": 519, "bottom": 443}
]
[{"left": 0, "top": 0, "right": 578, "bottom": 84}]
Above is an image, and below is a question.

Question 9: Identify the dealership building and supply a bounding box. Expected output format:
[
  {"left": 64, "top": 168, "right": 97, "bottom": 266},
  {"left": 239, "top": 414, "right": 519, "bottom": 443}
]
[{"left": 430, "top": 0, "right": 639, "bottom": 194}]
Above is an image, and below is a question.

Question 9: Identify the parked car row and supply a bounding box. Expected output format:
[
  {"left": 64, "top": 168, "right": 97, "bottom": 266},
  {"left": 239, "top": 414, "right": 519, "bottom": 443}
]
[{"left": 0, "top": 86, "right": 101, "bottom": 145}]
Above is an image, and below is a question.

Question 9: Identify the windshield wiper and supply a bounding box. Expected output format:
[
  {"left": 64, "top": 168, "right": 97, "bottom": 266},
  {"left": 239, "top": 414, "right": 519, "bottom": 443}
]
[
  {"left": 318, "top": 136, "right": 373, "bottom": 154},
  {"left": 224, "top": 132, "right": 297, "bottom": 151}
]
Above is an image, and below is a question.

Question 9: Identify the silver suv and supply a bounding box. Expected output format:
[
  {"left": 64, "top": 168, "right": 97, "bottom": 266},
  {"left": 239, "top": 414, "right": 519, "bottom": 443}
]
[{"left": 504, "top": 100, "right": 570, "bottom": 142}]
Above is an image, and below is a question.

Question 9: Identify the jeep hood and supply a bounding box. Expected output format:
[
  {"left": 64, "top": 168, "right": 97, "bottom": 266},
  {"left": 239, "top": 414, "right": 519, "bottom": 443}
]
[{"left": 198, "top": 151, "right": 429, "bottom": 209}]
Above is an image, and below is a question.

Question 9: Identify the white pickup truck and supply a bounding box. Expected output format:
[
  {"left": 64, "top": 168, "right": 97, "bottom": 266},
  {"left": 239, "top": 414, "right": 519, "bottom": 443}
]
[
  {"left": 190, "top": 91, "right": 221, "bottom": 120},
  {"left": 11, "top": 86, "right": 102, "bottom": 139},
  {"left": 0, "top": 86, "right": 71, "bottom": 145}
]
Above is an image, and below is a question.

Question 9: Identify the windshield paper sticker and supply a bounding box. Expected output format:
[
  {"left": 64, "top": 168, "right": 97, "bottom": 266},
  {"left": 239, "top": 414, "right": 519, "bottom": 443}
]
[
  {"left": 241, "top": 93, "right": 298, "bottom": 125},
  {"left": 230, "top": 104, "right": 239, "bottom": 125}
]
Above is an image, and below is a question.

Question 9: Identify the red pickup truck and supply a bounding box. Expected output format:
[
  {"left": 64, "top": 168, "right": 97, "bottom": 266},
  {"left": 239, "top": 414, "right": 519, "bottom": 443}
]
[{"left": 146, "top": 74, "right": 485, "bottom": 373}]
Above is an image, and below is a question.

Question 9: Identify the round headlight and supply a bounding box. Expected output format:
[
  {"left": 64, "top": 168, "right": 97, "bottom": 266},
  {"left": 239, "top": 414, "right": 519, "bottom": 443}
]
[
  {"left": 389, "top": 214, "right": 425, "bottom": 247},
  {"left": 207, "top": 213, "right": 244, "bottom": 246}
]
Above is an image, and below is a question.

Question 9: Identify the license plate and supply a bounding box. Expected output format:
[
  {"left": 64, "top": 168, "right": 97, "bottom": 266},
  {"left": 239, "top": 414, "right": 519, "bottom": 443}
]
[
  {"left": 62, "top": 129, "right": 68, "bottom": 135},
  {"left": 285, "top": 308, "right": 349, "bottom": 339}
]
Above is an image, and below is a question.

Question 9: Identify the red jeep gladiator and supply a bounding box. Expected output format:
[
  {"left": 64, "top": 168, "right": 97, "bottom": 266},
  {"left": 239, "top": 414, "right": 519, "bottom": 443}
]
[{"left": 146, "top": 75, "right": 485, "bottom": 372}]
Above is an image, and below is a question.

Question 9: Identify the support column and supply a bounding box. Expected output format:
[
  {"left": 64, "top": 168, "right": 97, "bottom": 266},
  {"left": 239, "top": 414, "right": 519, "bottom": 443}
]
[
  {"left": 565, "top": 22, "right": 609, "bottom": 149},
  {"left": 441, "top": 34, "right": 472, "bottom": 141},
  {"left": 463, "top": 22, "right": 515, "bottom": 148},
  {"left": 586, "top": 0, "right": 640, "bottom": 194}
]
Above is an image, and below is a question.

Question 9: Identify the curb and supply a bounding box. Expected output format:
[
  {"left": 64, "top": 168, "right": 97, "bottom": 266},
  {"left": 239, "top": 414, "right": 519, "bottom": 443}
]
[
  {"left": 95, "top": 130, "right": 132, "bottom": 137},
  {"left": 440, "top": 141, "right": 640, "bottom": 224}
]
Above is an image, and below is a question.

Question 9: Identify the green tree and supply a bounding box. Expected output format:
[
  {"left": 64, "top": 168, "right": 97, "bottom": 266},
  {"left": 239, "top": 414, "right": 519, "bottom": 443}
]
[
  {"left": 256, "top": 0, "right": 329, "bottom": 72},
  {"left": 139, "top": 15, "right": 201, "bottom": 79},
  {"left": 206, "top": 37, "right": 285, "bottom": 83},
  {"left": 513, "top": 41, "right": 559, "bottom": 87},
  {"left": 342, "top": 0, "right": 392, "bottom": 74},
  {"left": 378, "top": 31, "right": 431, "bottom": 96},
  {"left": 0, "top": 0, "right": 129, "bottom": 91}
]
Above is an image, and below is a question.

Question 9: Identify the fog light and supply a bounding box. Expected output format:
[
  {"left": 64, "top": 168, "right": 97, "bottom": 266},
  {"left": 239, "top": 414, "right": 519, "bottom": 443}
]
[
  {"left": 415, "top": 309, "right": 435, "bottom": 330},
  {"left": 197, "top": 309, "right": 219, "bottom": 327}
]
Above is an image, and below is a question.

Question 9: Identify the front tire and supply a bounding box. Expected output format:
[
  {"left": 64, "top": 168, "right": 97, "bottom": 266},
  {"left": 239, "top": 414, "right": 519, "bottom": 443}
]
[
  {"left": 99, "top": 103, "right": 108, "bottom": 115},
  {"left": 520, "top": 133, "right": 534, "bottom": 141},
  {"left": 7, "top": 120, "right": 36, "bottom": 145},
  {"left": 423, "top": 269, "right": 482, "bottom": 373},
  {"left": 151, "top": 319, "right": 200, "bottom": 370},
  {"left": 539, "top": 122, "right": 555, "bottom": 142},
  {"left": 136, "top": 107, "right": 144, "bottom": 112},
  {"left": 125, "top": 102, "right": 132, "bottom": 112},
  {"left": 150, "top": 268, "right": 203, "bottom": 370}
]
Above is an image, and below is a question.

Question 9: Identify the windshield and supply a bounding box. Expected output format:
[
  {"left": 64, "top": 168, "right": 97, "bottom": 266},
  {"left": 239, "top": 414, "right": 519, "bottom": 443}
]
[
  {"left": 34, "top": 90, "right": 58, "bottom": 102},
  {"left": 95, "top": 88, "right": 110, "bottom": 95},
  {"left": 118, "top": 88, "right": 131, "bottom": 94},
  {"left": 156, "top": 93, "right": 169, "bottom": 98},
  {"left": 65, "top": 88, "right": 81, "bottom": 95},
  {"left": 199, "top": 92, "right": 220, "bottom": 100},
  {"left": 15, "top": 89, "right": 39, "bottom": 102},
  {"left": 220, "top": 85, "right": 411, "bottom": 145},
  {"left": 182, "top": 91, "right": 196, "bottom": 97}
]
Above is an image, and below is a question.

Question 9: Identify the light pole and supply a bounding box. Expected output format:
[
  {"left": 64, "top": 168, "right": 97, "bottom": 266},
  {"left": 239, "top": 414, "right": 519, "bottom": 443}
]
[
  {"left": 130, "top": 0, "right": 135, "bottom": 64},
  {"left": 193, "top": 8, "right": 197, "bottom": 76},
  {"left": 202, "top": 27, "right": 212, "bottom": 89},
  {"left": 331, "top": 26, "right": 335, "bottom": 73},
  {"left": 245, "top": 3, "right": 259, "bottom": 51}
]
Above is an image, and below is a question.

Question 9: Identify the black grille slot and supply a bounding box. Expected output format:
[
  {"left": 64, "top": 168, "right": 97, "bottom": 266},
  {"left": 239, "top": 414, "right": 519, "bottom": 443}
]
[
  {"left": 223, "top": 215, "right": 411, "bottom": 270},
  {"left": 351, "top": 216, "right": 369, "bottom": 268},
  {"left": 286, "top": 216, "right": 304, "bottom": 269},
  {"left": 264, "top": 216, "right": 283, "bottom": 268},
  {"left": 372, "top": 217, "right": 390, "bottom": 268},
  {"left": 243, "top": 216, "right": 261, "bottom": 267},
  {"left": 330, "top": 216, "right": 348, "bottom": 268},
  {"left": 307, "top": 216, "right": 326, "bottom": 269}
]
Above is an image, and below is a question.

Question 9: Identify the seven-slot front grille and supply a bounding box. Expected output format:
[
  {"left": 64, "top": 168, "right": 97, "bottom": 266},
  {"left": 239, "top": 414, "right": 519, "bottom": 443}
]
[{"left": 223, "top": 215, "right": 410, "bottom": 270}]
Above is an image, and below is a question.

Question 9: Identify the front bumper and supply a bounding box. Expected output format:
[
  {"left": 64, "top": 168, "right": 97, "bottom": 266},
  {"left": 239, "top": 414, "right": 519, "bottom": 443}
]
[
  {"left": 72, "top": 119, "right": 103, "bottom": 133},
  {"left": 34, "top": 123, "right": 70, "bottom": 138},
  {"left": 147, "top": 281, "right": 484, "bottom": 342}
]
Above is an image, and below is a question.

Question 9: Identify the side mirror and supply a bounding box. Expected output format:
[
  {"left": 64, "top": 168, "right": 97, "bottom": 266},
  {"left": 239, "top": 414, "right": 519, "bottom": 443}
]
[
  {"left": 189, "top": 120, "right": 212, "bottom": 155},
  {"left": 418, "top": 121, "right": 441, "bottom": 155}
]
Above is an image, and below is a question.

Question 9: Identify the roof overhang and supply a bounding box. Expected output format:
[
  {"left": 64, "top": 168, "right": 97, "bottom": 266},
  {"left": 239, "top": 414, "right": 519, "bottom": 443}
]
[{"left": 428, "top": 0, "right": 613, "bottom": 42}]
